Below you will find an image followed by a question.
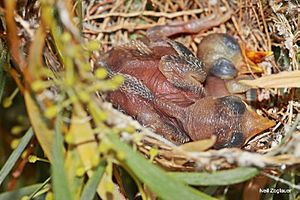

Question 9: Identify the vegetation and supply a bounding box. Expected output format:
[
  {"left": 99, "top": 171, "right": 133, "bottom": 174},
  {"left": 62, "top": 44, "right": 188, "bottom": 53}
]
[{"left": 0, "top": 0, "right": 299, "bottom": 200}]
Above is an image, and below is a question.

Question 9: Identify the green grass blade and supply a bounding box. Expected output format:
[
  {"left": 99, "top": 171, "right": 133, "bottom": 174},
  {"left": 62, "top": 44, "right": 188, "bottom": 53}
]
[
  {"left": 80, "top": 160, "right": 106, "bottom": 200},
  {"left": 52, "top": 115, "right": 73, "bottom": 200},
  {"left": 169, "top": 167, "right": 259, "bottom": 186},
  {"left": 0, "top": 184, "right": 43, "bottom": 200},
  {"left": 0, "top": 63, "right": 6, "bottom": 104},
  {"left": 0, "top": 40, "right": 8, "bottom": 103},
  {"left": 0, "top": 128, "right": 34, "bottom": 186},
  {"left": 28, "top": 177, "right": 51, "bottom": 199},
  {"left": 108, "top": 133, "right": 215, "bottom": 200}
]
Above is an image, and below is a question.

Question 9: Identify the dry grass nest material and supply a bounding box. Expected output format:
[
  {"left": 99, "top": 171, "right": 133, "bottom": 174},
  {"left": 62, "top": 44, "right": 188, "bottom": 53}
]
[
  {"left": 82, "top": 0, "right": 300, "bottom": 171},
  {"left": 3, "top": 0, "right": 299, "bottom": 172}
]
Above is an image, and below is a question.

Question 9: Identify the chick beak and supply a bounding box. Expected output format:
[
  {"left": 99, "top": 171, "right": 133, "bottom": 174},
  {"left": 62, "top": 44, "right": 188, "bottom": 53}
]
[
  {"left": 242, "top": 104, "right": 276, "bottom": 143},
  {"left": 237, "top": 45, "right": 273, "bottom": 74}
]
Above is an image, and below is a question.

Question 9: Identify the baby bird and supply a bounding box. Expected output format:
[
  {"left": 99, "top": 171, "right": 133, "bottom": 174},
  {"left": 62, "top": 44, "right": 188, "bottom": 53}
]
[
  {"left": 115, "top": 70, "right": 275, "bottom": 149},
  {"left": 97, "top": 11, "right": 274, "bottom": 148}
]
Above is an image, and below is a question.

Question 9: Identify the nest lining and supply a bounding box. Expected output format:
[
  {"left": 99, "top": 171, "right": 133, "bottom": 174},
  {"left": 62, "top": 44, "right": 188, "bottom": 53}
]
[{"left": 81, "top": 0, "right": 300, "bottom": 171}]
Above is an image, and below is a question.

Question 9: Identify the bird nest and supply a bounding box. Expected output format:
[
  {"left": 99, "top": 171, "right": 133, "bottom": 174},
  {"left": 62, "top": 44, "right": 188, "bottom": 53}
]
[
  {"left": 82, "top": 0, "right": 300, "bottom": 171},
  {"left": 3, "top": 0, "right": 299, "bottom": 173}
]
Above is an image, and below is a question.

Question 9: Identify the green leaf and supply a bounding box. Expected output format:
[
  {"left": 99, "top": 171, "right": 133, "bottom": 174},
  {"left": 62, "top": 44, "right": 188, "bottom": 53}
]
[
  {"left": 28, "top": 177, "right": 51, "bottom": 199},
  {"left": 65, "top": 104, "right": 99, "bottom": 199},
  {"left": 0, "top": 128, "right": 33, "bottom": 186},
  {"left": 0, "top": 184, "right": 43, "bottom": 200},
  {"left": 107, "top": 133, "right": 215, "bottom": 200},
  {"left": 169, "top": 167, "right": 259, "bottom": 186},
  {"left": 52, "top": 115, "right": 73, "bottom": 200},
  {"left": 64, "top": 148, "right": 85, "bottom": 199},
  {"left": 80, "top": 161, "right": 106, "bottom": 200}
]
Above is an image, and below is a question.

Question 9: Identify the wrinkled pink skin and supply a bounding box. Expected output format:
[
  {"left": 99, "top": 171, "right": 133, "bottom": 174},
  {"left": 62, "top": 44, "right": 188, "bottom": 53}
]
[
  {"left": 101, "top": 40, "right": 205, "bottom": 143},
  {"left": 104, "top": 42, "right": 204, "bottom": 106}
]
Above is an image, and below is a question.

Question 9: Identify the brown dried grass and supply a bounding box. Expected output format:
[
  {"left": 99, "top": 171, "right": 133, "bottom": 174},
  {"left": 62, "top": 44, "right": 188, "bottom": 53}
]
[{"left": 82, "top": 0, "right": 300, "bottom": 171}]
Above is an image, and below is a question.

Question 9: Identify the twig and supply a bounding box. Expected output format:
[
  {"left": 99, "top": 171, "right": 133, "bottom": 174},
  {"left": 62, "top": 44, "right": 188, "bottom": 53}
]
[
  {"left": 257, "top": 0, "right": 272, "bottom": 51},
  {"left": 266, "top": 114, "right": 300, "bottom": 156},
  {"left": 84, "top": 9, "right": 205, "bottom": 20},
  {"left": 83, "top": 22, "right": 163, "bottom": 33},
  {"left": 261, "top": 171, "right": 300, "bottom": 190}
]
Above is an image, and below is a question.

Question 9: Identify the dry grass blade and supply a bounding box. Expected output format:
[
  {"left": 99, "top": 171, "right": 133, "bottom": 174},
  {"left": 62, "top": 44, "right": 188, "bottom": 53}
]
[
  {"left": 85, "top": 9, "right": 205, "bottom": 20},
  {"left": 179, "top": 136, "right": 216, "bottom": 152},
  {"left": 4, "top": 0, "right": 26, "bottom": 71},
  {"left": 24, "top": 91, "right": 55, "bottom": 162},
  {"left": 239, "top": 71, "right": 300, "bottom": 88},
  {"left": 0, "top": 128, "right": 33, "bottom": 186}
]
